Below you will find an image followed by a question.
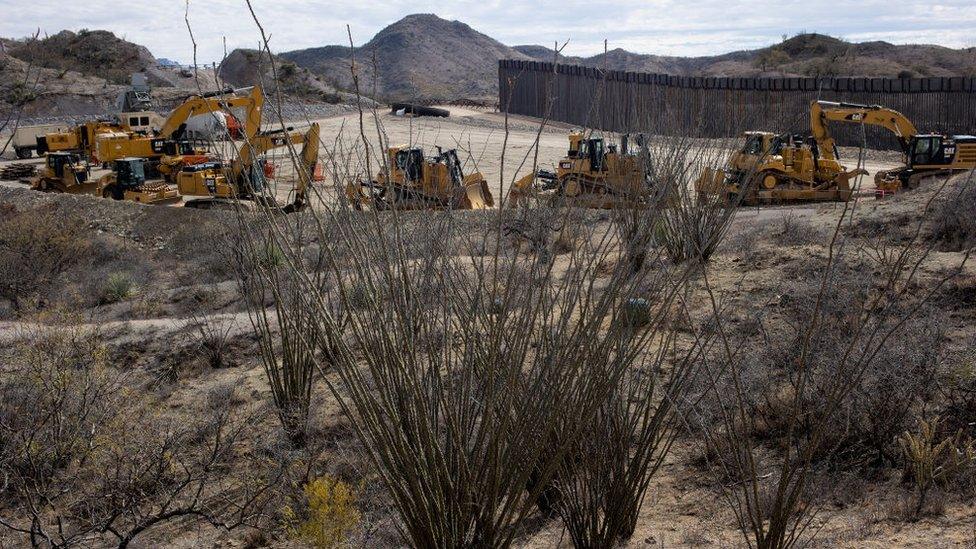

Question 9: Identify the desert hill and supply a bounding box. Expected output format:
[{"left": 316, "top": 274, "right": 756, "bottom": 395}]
[
  {"left": 3, "top": 20, "right": 976, "bottom": 119},
  {"left": 279, "top": 16, "right": 976, "bottom": 103},
  {"left": 515, "top": 33, "right": 976, "bottom": 78},
  {"left": 280, "top": 14, "right": 531, "bottom": 102}
]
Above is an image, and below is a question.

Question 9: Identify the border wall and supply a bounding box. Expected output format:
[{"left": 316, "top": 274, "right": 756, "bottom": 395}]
[{"left": 498, "top": 59, "right": 976, "bottom": 148}]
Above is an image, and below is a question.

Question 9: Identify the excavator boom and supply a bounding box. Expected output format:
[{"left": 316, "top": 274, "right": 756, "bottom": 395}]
[
  {"left": 159, "top": 86, "right": 264, "bottom": 140},
  {"left": 811, "top": 100, "right": 918, "bottom": 157}
]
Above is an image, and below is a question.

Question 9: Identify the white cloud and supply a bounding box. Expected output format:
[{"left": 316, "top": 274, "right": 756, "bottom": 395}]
[{"left": 0, "top": 0, "right": 973, "bottom": 64}]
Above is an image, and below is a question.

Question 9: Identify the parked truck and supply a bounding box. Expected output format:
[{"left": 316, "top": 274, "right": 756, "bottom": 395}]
[{"left": 8, "top": 123, "right": 69, "bottom": 159}]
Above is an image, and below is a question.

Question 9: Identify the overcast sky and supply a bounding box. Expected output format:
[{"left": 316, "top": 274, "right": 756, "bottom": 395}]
[{"left": 1, "top": 0, "right": 975, "bottom": 64}]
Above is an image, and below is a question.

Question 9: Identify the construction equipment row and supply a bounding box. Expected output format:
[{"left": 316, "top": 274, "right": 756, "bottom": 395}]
[
  {"left": 502, "top": 99, "right": 974, "bottom": 208},
  {"left": 18, "top": 85, "right": 319, "bottom": 212},
  {"left": 8, "top": 96, "right": 973, "bottom": 212},
  {"left": 695, "top": 100, "right": 976, "bottom": 205}
]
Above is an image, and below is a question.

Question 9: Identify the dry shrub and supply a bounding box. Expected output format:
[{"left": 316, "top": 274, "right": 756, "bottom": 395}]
[
  {"left": 0, "top": 204, "right": 93, "bottom": 309},
  {"left": 939, "top": 344, "right": 976, "bottom": 439},
  {"left": 770, "top": 212, "right": 828, "bottom": 247},
  {"left": 237, "top": 193, "right": 711, "bottom": 547},
  {"left": 99, "top": 271, "right": 135, "bottom": 304},
  {"left": 185, "top": 312, "right": 237, "bottom": 369},
  {"left": 0, "top": 321, "right": 278, "bottom": 547},
  {"left": 692, "top": 280, "right": 944, "bottom": 472},
  {"left": 688, "top": 185, "right": 969, "bottom": 548},
  {"left": 648, "top": 138, "right": 739, "bottom": 264},
  {"left": 931, "top": 170, "right": 976, "bottom": 252}
]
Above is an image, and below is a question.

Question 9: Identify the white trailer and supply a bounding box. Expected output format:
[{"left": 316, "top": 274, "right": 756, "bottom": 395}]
[{"left": 9, "top": 123, "right": 69, "bottom": 159}]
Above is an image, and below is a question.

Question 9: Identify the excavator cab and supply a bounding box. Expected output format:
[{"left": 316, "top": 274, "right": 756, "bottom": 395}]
[
  {"left": 395, "top": 148, "right": 425, "bottom": 182},
  {"left": 907, "top": 135, "right": 945, "bottom": 167}
]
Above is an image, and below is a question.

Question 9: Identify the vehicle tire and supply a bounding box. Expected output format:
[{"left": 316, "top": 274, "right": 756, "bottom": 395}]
[
  {"left": 390, "top": 103, "right": 449, "bottom": 118},
  {"left": 15, "top": 147, "right": 32, "bottom": 159},
  {"left": 102, "top": 184, "right": 121, "bottom": 200}
]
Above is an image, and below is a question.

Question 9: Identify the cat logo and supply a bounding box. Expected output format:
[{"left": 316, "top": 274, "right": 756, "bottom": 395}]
[{"left": 849, "top": 113, "right": 863, "bottom": 121}]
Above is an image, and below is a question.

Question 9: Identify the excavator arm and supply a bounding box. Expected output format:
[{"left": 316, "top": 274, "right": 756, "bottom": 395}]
[
  {"left": 810, "top": 100, "right": 918, "bottom": 160},
  {"left": 230, "top": 123, "right": 320, "bottom": 212},
  {"left": 158, "top": 86, "right": 264, "bottom": 140}
]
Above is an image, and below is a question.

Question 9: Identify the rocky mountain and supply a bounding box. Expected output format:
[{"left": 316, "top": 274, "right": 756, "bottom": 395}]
[
  {"left": 281, "top": 14, "right": 531, "bottom": 102},
  {"left": 6, "top": 30, "right": 156, "bottom": 85},
  {"left": 217, "top": 48, "right": 356, "bottom": 104},
  {"left": 3, "top": 21, "right": 976, "bottom": 121},
  {"left": 281, "top": 17, "right": 976, "bottom": 103},
  {"left": 0, "top": 30, "right": 229, "bottom": 120},
  {"left": 514, "top": 33, "right": 976, "bottom": 78},
  {"left": 0, "top": 29, "right": 358, "bottom": 122}
]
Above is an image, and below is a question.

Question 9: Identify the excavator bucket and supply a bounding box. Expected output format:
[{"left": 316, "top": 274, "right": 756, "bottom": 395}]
[
  {"left": 462, "top": 175, "right": 494, "bottom": 209},
  {"left": 833, "top": 168, "right": 868, "bottom": 191},
  {"left": 507, "top": 172, "right": 536, "bottom": 207},
  {"left": 345, "top": 180, "right": 368, "bottom": 210}
]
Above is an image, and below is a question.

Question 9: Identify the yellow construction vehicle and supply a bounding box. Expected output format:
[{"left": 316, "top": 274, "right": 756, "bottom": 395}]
[
  {"left": 94, "top": 86, "right": 264, "bottom": 175},
  {"left": 346, "top": 146, "right": 493, "bottom": 210},
  {"left": 696, "top": 102, "right": 869, "bottom": 205},
  {"left": 508, "top": 131, "right": 650, "bottom": 208},
  {"left": 30, "top": 152, "right": 96, "bottom": 194},
  {"left": 175, "top": 122, "right": 320, "bottom": 212},
  {"left": 35, "top": 111, "right": 166, "bottom": 161},
  {"left": 96, "top": 158, "right": 180, "bottom": 205},
  {"left": 807, "top": 101, "right": 976, "bottom": 196},
  {"left": 36, "top": 120, "right": 126, "bottom": 160}
]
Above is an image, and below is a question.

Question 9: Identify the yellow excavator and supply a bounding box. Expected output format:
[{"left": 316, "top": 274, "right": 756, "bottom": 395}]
[
  {"left": 95, "top": 86, "right": 265, "bottom": 180},
  {"left": 346, "top": 146, "right": 493, "bottom": 210},
  {"left": 807, "top": 101, "right": 976, "bottom": 196},
  {"left": 175, "top": 122, "right": 320, "bottom": 212},
  {"left": 508, "top": 131, "right": 650, "bottom": 208},
  {"left": 696, "top": 112, "right": 867, "bottom": 206},
  {"left": 30, "top": 152, "right": 95, "bottom": 194}
]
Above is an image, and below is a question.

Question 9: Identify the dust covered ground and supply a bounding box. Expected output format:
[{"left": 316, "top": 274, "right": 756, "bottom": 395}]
[{"left": 0, "top": 108, "right": 974, "bottom": 548}]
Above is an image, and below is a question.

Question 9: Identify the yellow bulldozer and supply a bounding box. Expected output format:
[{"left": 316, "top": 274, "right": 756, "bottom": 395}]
[
  {"left": 695, "top": 107, "right": 868, "bottom": 206},
  {"left": 30, "top": 152, "right": 96, "bottom": 194},
  {"left": 694, "top": 131, "right": 863, "bottom": 204},
  {"left": 804, "top": 101, "right": 976, "bottom": 196},
  {"left": 346, "top": 146, "right": 494, "bottom": 210},
  {"left": 508, "top": 131, "right": 651, "bottom": 208},
  {"left": 175, "top": 122, "right": 320, "bottom": 212}
]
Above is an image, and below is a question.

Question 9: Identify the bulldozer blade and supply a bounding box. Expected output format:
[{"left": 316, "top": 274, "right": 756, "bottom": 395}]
[{"left": 464, "top": 179, "right": 494, "bottom": 209}]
